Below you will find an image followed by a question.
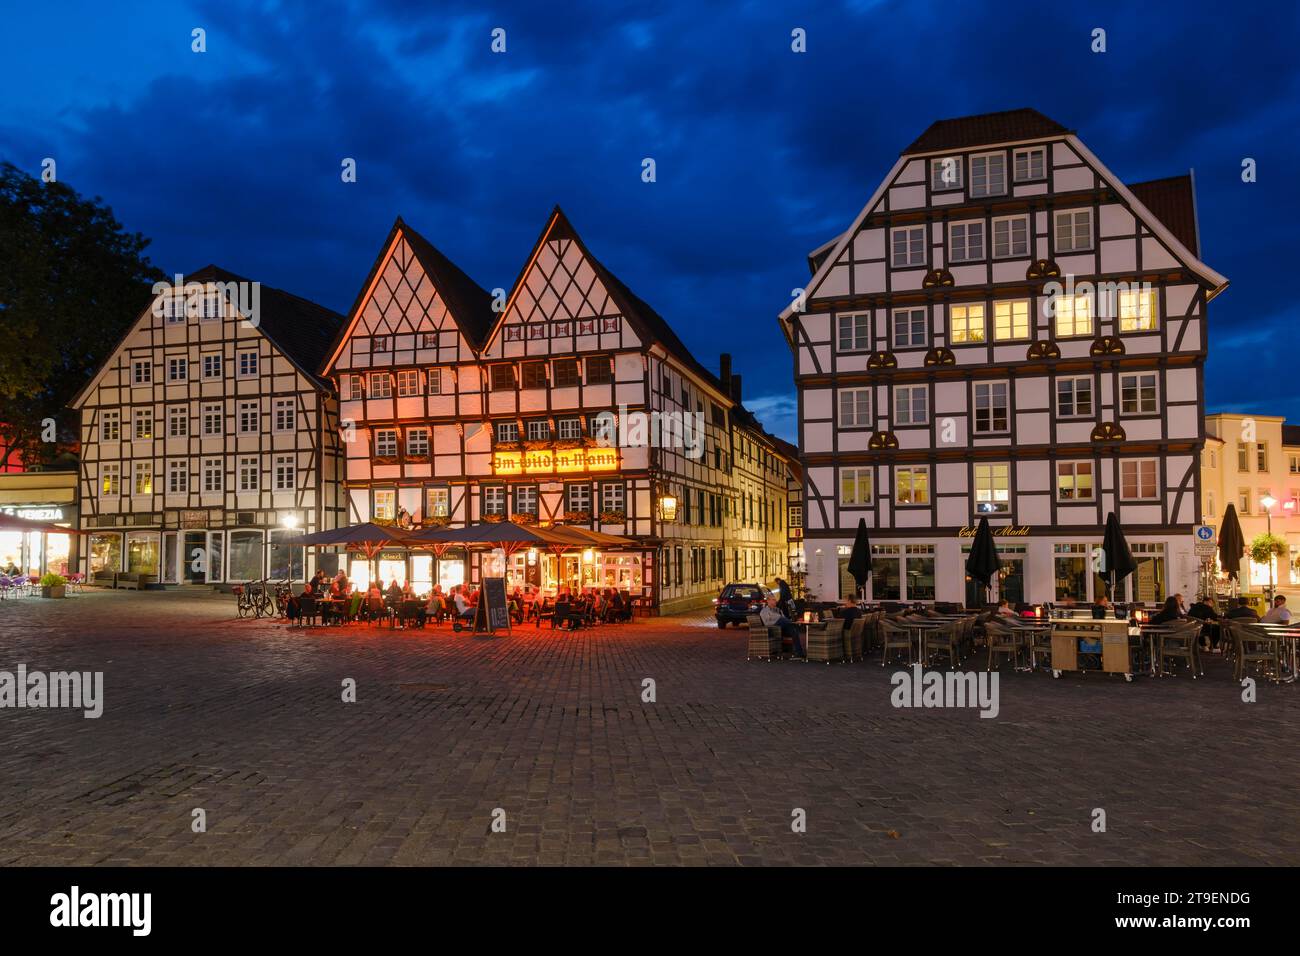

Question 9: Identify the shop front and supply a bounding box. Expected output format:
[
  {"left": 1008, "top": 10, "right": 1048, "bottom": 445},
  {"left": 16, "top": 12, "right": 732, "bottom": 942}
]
[{"left": 0, "top": 471, "right": 78, "bottom": 579}]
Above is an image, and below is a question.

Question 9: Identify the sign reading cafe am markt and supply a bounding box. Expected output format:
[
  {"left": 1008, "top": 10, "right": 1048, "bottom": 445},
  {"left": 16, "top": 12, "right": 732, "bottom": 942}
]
[{"left": 956, "top": 525, "right": 1031, "bottom": 538}]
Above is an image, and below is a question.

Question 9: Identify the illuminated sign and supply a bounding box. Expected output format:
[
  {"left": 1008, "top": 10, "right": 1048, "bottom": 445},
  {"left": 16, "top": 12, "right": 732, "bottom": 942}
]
[
  {"left": 492, "top": 447, "right": 619, "bottom": 476},
  {"left": 1, "top": 505, "right": 65, "bottom": 522},
  {"left": 956, "top": 525, "right": 1031, "bottom": 538}
]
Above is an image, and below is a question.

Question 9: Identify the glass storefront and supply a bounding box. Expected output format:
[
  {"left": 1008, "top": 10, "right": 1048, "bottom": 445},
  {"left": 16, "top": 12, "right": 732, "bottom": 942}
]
[
  {"left": 267, "top": 529, "right": 304, "bottom": 582},
  {"left": 228, "top": 530, "right": 264, "bottom": 582},
  {"left": 870, "top": 545, "right": 901, "bottom": 601},
  {"left": 126, "top": 532, "right": 159, "bottom": 575},
  {"left": 90, "top": 533, "right": 123, "bottom": 573},
  {"left": 2, "top": 528, "right": 73, "bottom": 577},
  {"left": 438, "top": 553, "right": 465, "bottom": 591},
  {"left": 1129, "top": 543, "right": 1166, "bottom": 604},
  {"left": 963, "top": 545, "right": 1025, "bottom": 607},
  {"left": 905, "top": 545, "right": 935, "bottom": 601}
]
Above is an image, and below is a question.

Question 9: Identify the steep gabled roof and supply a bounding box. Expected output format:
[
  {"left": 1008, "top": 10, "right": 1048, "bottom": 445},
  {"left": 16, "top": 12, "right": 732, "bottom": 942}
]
[
  {"left": 903, "top": 108, "right": 1071, "bottom": 155},
  {"left": 1127, "top": 174, "right": 1199, "bottom": 257}
]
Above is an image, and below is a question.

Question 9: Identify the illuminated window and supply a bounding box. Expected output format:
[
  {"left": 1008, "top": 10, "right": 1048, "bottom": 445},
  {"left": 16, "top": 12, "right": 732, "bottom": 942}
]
[
  {"left": 426, "top": 487, "right": 449, "bottom": 518},
  {"left": 1057, "top": 461, "right": 1094, "bottom": 501},
  {"left": 133, "top": 408, "right": 152, "bottom": 440},
  {"left": 950, "top": 303, "right": 985, "bottom": 343},
  {"left": 840, "top": 468, "right": 873, "bottom": 506},
  {"left": 896, "top": 466, "right": 930, "bottom": 505},
  {"left": 1118, "top": 289, "right": 1159, "bottom": 332},
  {"left": 1054, "top": 293, "right": 1092, "bottom": 337},
  {"left": 100, "top": 464, "right": 121, "bottom": 497},
  {"left": 133, "top": 461, "right": 152, "bottom": 496},
  {"left": 973, "top": 463, "right": 1010, "bottom": 513},
  {"left": 373, "top": 489, "right": 397, "bottom": 520},
  {"left": 993, "top": 300, "right": 1029, "bottom": 340}
]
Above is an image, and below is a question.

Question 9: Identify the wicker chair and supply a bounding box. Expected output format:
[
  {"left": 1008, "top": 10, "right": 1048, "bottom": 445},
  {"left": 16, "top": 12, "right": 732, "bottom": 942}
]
[
  {"left": 1235, "top": 625, "right": 1282, "bottom": 683},
  {"left": 807, "top": 619, "right": 846, "bottom": 664},
  {"left": 924, "top": 621, "right": 962, "bottom": 669},
  {"left": 1157, "top": 621, "right": 1203, "bottom": 678},
  {"left": 746, "top": 613, "right": 783, "bottom": 661},
  {"left": 880, "top": 618, "right": 913, "bottom": 667},
  {"left": 984, "top": 619, "right": 1025, "bottom": 671},
  {"left": 847, "top": 616, "right": 867, "bottom": 661}
]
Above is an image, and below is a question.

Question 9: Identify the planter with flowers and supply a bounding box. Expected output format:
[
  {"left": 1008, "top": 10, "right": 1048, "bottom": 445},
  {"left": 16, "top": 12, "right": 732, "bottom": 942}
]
[
  {"left": 483, "top": 513, "right": 506, "bottom": 523},
  {"left": 563, "top": 510, "right": 591, "bottom": 524},
  {"left": 598, "top": 510, "right": 626, "bottom": 525},
  {"left": 1249, "top": 532, "right": 1287, "bottom": 566},
  {"left": 511, "top": 512, "right": 537, "bottom": 526},
  {"left": 40, "top": 572, "right": 67, "bottom": 599}
]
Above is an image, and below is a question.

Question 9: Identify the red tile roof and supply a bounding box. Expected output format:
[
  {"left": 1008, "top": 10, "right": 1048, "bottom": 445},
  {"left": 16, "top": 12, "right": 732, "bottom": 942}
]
[
  {"left": 902, "top": 108, "right": 1070, "bottom": 155},
  {"left": 1126, "top": 175, "right": 1199, "bottom": 256}
]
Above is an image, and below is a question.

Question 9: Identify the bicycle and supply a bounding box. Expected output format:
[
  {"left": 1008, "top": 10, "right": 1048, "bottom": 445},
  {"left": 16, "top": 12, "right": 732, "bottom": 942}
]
[{"left": 234, "top": 579, "right": 275, "bottom": 618}]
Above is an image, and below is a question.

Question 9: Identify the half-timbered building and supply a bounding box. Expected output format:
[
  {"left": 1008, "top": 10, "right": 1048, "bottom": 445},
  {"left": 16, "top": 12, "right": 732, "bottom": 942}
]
[
  {"left": 779, "top": 109, "right": 1228, "bottom": 606},
  {"left": 71, "top": 267, "right": 345, "bottom": 585}
]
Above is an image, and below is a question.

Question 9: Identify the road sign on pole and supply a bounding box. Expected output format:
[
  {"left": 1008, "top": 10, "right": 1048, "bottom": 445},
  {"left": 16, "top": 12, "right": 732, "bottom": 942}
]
[{"left": 1194, "top": 524, "right": 1217, "bottom": 557}]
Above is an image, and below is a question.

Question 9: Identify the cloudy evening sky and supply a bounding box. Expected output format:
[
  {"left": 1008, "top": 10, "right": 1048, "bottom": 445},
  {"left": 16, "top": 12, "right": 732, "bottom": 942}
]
[{"left": 2, "top": 0, "right": 1298, "bottom": 441}]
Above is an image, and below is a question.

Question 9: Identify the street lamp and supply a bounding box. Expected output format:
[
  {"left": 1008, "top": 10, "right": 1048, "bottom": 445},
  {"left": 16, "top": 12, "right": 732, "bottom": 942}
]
[{"left": 1260, "top": 494, "right": 1277, "bottom": 600}]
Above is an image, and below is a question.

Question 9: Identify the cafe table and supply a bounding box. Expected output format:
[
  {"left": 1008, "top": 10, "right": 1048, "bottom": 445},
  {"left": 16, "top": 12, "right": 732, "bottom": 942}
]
[
  {"left": 903, "top": 619, "right": 945, "bottom": 665},
  {"left": 1249, "top": 623, "right": 1300, "bottom": 683}
]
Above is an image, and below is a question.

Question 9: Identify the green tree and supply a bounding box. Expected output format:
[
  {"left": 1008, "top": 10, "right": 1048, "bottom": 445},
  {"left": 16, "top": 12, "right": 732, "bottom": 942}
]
[{"left": 0, "top": 162, "right": 164, "bottom": 469}]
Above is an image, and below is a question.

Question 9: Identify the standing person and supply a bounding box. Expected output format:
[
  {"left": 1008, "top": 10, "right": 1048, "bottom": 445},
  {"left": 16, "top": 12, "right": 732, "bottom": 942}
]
[
  {"left": 311, "top": 569, "right": 327, "bottom": 594},
  {"left": 1261, "top": 594, "right": 1291, "bottom": 624},
  {"left": 334, "top": 569, "right": 349, "bottom": 594},
  {"left": 760, "top": 595, "right": 805, "bottom": 658},
  {"left": 775, "top": 577, "right": 794, "bottom": 618},
  {"left": 1188, "top": 595, "right": 1221, "bottom": 650}
]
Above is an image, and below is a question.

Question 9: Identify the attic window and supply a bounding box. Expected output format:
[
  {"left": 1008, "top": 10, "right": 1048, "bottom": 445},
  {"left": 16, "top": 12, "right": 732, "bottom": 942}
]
[
  {"left": 421, "top": 333, "right": 437, "bottom": 348},
  {"left": 930, "top": 156, "right": 963, "bottom": 192},
  {"left": 1013, "top": 147, "right": 1046, "bottom": 182},
  {"left": 373, "top": 335, "right": 390, "bottom": 352}
]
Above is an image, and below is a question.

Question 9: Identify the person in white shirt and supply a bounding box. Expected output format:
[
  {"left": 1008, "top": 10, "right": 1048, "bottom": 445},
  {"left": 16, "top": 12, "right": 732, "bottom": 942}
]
[
  {"left": 759, "top": 596, "right": 805, "bottom": 657},
  {"left": 1261, "top": 595, "right": 1292, "bottom": 625}
]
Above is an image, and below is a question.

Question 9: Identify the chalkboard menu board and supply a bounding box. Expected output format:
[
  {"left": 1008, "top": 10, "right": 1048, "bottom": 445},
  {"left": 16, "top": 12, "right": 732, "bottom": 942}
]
[{"left": 476, "top": 577, "right": 511, "bottom": 634}]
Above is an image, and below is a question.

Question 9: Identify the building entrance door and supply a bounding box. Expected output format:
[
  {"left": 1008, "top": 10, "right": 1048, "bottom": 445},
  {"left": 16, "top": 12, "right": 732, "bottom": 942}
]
[{"left": 183, "top": 531, "right": 207, "bottom": 584}]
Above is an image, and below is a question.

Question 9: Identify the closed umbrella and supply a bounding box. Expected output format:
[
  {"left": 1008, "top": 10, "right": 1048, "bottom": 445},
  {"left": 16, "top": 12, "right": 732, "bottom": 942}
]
[
  {"left": 1101, "top": 511, "right": 1138, "bottom": 600},
  {"left": 964, "top": 516, "right": 1000, "bottom": 606},
  {"left": 845, "top": 517, "right": 872, "bottom": 602},
  {"left": 1218, "top": 503, "right": 1246, "bottom": 587}
]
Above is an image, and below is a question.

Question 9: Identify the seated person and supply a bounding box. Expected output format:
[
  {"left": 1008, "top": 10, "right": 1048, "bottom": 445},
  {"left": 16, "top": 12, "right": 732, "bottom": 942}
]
[
  {"left": 1187, "top": 595, "right": 1220, "bottom": 649},
  {"left": 1149, "top": 595, "right": 1184, "bottom": 626},
  {"left": 1261, "top": 594, "right": 1291, "bottom": 625},
  {"left": 996, "top": 599, "right": 1019, "bottom": 618},
  {"left": 385, "top": 579, "right": 403, "bottom": 604},
  {"left": 1092, "top": 595, "right": 1113, "bottom": 619},
  {"left": 1225, "top": 596, "right": 1260, "bottom": 621},
  {"left": 838, "top": 596, "right": 862, "bottom": 628},
  {"left": 759, "top": 596, "right": 805, "bottom": 657},
  {"left": 453, "top": 587, "right": 475, "bottom": 624},
  {"left": 425, "top": 591, "right": 446, "bottom": 624}
]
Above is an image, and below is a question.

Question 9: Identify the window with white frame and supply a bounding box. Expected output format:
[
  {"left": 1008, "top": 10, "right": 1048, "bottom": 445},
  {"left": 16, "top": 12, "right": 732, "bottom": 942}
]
[
  {"left": 274, "top": 454, "right": 295, "bottom": 491},
  {"left": 237, "top": 456, "right": 258, "bottom": 492},
  {"left": 406, "top": 427, "right": 430, "bottom": 457},
  {"left": 346, "top": 374, "right": 363, "bottom": 399},
  {"left": 375, "top": 428, "right": 398, "bottom": 457},
  {"left": 165, "top": 295, "right": 185, "bottom": 324},
  {"left": 1118, "top": 288, "right": 1159, "bottom": 333},
  {"left": 1056, "top": 376, "right": 1093, "bottom": 417},
  {"left": 273, "top": 398, "right": 294, "bottom": 433},
  {"left": 891, "top": 226, "right": 925, "bottom": 267},
  {"left": 948, "top": 221, "right": 985, "bottom": 262},
  {"left": 426, "top": 487, "right": 450, "bottom": 519},
  {"left": 237, "top": 351, "right": 258, "bottom": 378},
  {"left": 237, "top": 401, "right": 258, "bottom": 434},
  {"left": 201, "top": 292, "right": 222, "bottom": 321},
  {"left": 1054, "top": 293, "right": 1092, "bottom": 337},
  {"left": 1119, "top": 372, "right": 1158, "bottom": 415},
  {"left": 950, "top": 303, "right": 986, "bottom": 343},
  {"left": 133, "top": 408, "right": 152, "bottom": 440},
  {"left": 992, "top": 215, "right": 1029, "bottom": 258},
  {"left": 993, "top": 300, "right": 1030, "bottom": 341},
  {"left": 201, "top": 402, "right": 222, "bottom": 436},
  {"left": 526, "top": 420, "right": 550, "bottom": 441},
  {"left": 838, "top": 313, "right": 870, "bottom": 351},
  {"left": 1290, "top": 454, "right": 1300, "bottom": 474},
  {"left": 396, "top": 369, "right": 421, "bottom": 397},
  {"left": 1054, "top": 209, "right": 1093, "bottom": 252},
  {"left": 838, "top": 388, "right": 871, "bottom": 427},
  {"left": 600, "top": 482, "right": 625, "bottom": 513},
  {"left": 482, "top": 485, "right": 506, "bottom": 516},
  {"left": 930, "top": 156, "right": 962, "bottom": 191},
  {"left": 166, "top": 405, "right": 187, "bottom": 437},
  {"left": 133, "top": 461, "right": 152, "bottom": 496},
  {"left": 969, "top": 152, "right": 1006, "bottom": 198},
  {"left": 132, "top": 360, "right": 151, "bottom": 385},
  {"left": 973, "top": 463, "right": 1010, "bottom": 513},
  {"left": 1257, "top": 442, "right": 1268, "bottom": 472},
  {"left": 896, "top": 466, "right": 930, "bottom": 505},
  {"left": 558, "top": 418, "right": 582, "bottom": 440},
  {"left": 840, "top": 467, "right": 873, "bottom": 506},
  {"left": 1013, "top": 146, "right": 1046, "bottom": 182},
  {"left": 1120, "top": 458, "right": 1158, "bottom": 500},
  {"left": 202, "top": 354, "right": 222, "bottom": 379},
  {"left": 515, "top": 485, "right": 539, "bottom": 515},
  {"left": 202, "top": 458, "right": 222, "bottom": 492},
  {"left": 167, "top": 459, "right": 188, "bottom": 494},
  {"left": 1056, "top": 461, "right": 1095, "bottom": 500},
  {"left": 895, "top": 385, "right": 928, "bottom": 426},
  {"left": 168, "top": 357, "right": 188, "bottom": 382},
  {"left": 566, "top": 483, "right": 591, "bottom": 513},
  {"left": 100, "top": 410, "right": 120, "bottom": 442},
  {"left": 495, "top": 421, "right": 519, "bottom": 443},
  {"left": 427, "top": 368, "right": 443, "bottom": 395},
  {"left": 973, "top": 381, "right": 1010, "bottom": 433},
  {"left": 100, "top": 463, "right": 120, "bottom": 497},
  {"left": 368, "top": 372, "right": 392, "bottom": 399},
  {"left": 373, "top": 488, "right": 397, "bottom": 520},
  {"left": 893, "top": 308, "right": 926, "bottom": 348}
]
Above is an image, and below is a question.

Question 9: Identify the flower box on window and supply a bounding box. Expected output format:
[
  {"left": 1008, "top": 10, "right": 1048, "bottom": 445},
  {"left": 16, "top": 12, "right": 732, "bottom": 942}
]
[
  {"left": 563, "top": 510, "right": 591, "bottom": 524},
  {"left": 510, "top": 512, "right": 537, "bottom": 525},
  {"left": 483, "top": 513, "right": 506, "bottom": 523},
  {"left": 599, "top": 510, "right": 626, "bottom": 524},
  {"left": 423, "top": 514, "right": 451, "bottom": 528}
]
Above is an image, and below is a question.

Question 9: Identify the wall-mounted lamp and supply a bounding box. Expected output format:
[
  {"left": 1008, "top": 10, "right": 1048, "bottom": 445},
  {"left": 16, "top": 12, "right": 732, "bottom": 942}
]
[{"left": 659, "top": 494, "right": 678, "bottom": 522}]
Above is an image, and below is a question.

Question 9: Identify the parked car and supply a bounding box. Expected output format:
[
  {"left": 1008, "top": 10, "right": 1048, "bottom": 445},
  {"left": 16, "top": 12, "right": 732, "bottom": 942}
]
[{"left": 713, "top": 583, "right": 771, "bottom": 627}]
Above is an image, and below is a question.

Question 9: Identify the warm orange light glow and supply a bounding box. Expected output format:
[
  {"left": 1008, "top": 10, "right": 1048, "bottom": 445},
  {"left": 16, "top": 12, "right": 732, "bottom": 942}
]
[{"left": 493, "top": 447, "right": 618, "bottom": 476}]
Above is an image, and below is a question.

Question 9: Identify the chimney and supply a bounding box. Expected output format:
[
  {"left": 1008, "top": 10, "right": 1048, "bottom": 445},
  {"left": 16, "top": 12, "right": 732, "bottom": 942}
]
[
  {"left": 718, "top": 353, "right": 732, "bottom": 388},
  {"left": 730, "top": 374, "right": 742, "bottom": 403}
]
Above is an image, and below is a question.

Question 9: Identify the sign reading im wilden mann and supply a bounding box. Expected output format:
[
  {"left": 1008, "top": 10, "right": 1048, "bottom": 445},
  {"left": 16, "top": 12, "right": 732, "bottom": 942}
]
[
  {"left": 493, "top": 446, "right": 619, "bottom": 476},
  {"left": 955, "top": 525, "right": 1031, "bottom": 538}
]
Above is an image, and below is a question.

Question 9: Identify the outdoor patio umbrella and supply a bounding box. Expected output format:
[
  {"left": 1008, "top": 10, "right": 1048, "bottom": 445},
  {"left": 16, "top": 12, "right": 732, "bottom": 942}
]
[
  {"left": 1218, "top": 503, "right": 1246, "bottom": 585},
  {"left": 290, "top": 522, "right": 415, "bottom": 558},
  {"left": 408, "top": 520, "right": 575, "bottom": 556},
  {"left": 964, "top": 516, "right": 1000, "bottom": 606},
  {"left": 1101, "top": 511, "right": 1138, "bottom": 600},
  {"left": 845, "top": 517, "right": 872, "bottom": 602}
]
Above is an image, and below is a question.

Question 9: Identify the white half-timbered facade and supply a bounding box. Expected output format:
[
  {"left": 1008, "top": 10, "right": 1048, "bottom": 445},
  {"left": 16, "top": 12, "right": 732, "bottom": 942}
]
[
  {"left": 71, "top": 267, "right": 345, "bottom": 585},
  {"left": 324, "top": 210, "right": 794, "bottom": 612},
  {"left": 780, "top": 109, "right": 1229, "bottom": 607}
]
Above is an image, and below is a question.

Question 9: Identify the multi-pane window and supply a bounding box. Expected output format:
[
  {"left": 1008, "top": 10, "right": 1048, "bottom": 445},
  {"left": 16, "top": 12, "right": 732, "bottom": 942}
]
[
  {"left": 132, "top": 360, "right": 151, "bottom": 384},
  {"left": 838, "top": 313, "right": 870, "bottom": 351},
  {"left": 133, "top": 461, "right": 152, "bottom": 496},
  {"left": 514, "top": 485, "right": 539, "bottom": 515},
  {"left": 950, "top": 303, "right": 985, "bottom": 343},
  {"left": 201, "top": 292, "right": 222, "bottom": 321},
  {"left": 930, "top": 156, "right": 962, "bottom": 191},
  {"left": 202, "top": 458, "right": 222, "bottom": 493},
  {"left": 566, "top": 483, "right": 591, "bottom": 513},
  {"left": 396, "top": 369, "right": 421, "bottom": 397},
  {"left": 1013, "top": 146, "right": 1046, "bottom": 182},
  {"left": 372, "top": 335, "right": 390, "bottom": 353},
  {"left": 165, "top": 295, "right": 186, "bottom": 323},
  {"left": 973, "top": 463, "right": 1010, "bottom": 514},
  {"left": 406, "top": 428, "right": 430, "bottom": 457},
  {"left": 426, "top": 487, "right": 450, "bottom": 519},
  {"left": 346, "top": 374, "right": 364, "bottom": 399},
  {"left": 1054, "top": 209, "right": 1093, "bottom": 252},
  {"left": 482, "top": 486, "right": 506, "bottom": 516},
  {"left": 1054, "top": 293, "right": 1092, "bottom": 337},
  {"left": 553, "top": 359, "right": 580, "bottom": 388},
  {"left": 521, "top": 362, "right": 548, "bottom": 389},
  {"left": 992, "top": 216, "right": 1029, "bottom": 258},
  {"left": 600, "top": 482, "right": 625, "bottom": 513},
  {"left": 1057, "top": 461, "right": 1094, "bottom": 501},
  {"left": 100, "top": 463, "right": 120, "bottom": 497},
  {"left": 1119, "top": 372, "right": 1158, "bottom": 415},
  {"left": 1290, "top": 454, "right": 1300, "bottom": 475},
  {"left": 1257, "top": 443, "right": 1268, "bottom": 472},
  {"left": 368, "top": 372, "right": 392, "bottom": 398},
  {"left": 973, "top": 382, "right": 1010, "bottom": 433},
  {"left": 558, "top": 418, "right": 582, "bottom": 440},
  {"left": 838, "top": 388, "right": 871, "bottom": 427},
  {"left": 895, "top": 385, "right": 928, "bottom": 425},
  {"left": 490, "top": 364, "right": 516, "bottom": 390},
  {"left": 373, "top": 489, "right": 397, "bottom": 520},
  {"left": 585, "top": 356, "right": 613, "bottom": 384},
  {"left": 133, "top": 408, "right": 153, "bottom": 440},
  {"left": 969, "top": 152, "right": 1006, "bottom": 198},
  {"left": 100, "top": 411, "right": 120, "bottom": 441},
  {"left": 238, "top": 456, "right": 258, "bottom": 492},
  {"left": 1237, "top": 443, "right": 1250, "bottom": 472},
  {"left": 237, "top": 351, "right": 258, "bottom": 378},
  {"left": 237, "top": 401, "right": 258, "bottom": 434},
  {"left": 167, "top": 459, "right": 188, "bottom": 494},
  {"left": 891, "top": 226, "right": 925, "bottom": 267},
  {"left": 1238, "top": 488, "right": 1251, "bottom": 514},
  {"left": 375, "top": 429, "right": 398, "bottom": 457},
  {"left": 168, "top": 357, "right": 188, "bottom": 382},
  {"left": 993, "top": 300, "right": 1030, "bottom": 340},
  {"left": 1118, "top": 289, "right": 1159, "bottom": 332},
  {"left": 526, "top": 420, "right": 550, "bottom": 441},
  {"left": 202, "top": 402, "right": 223, "bottom": 436},
  {"left": 1120, "top": 459, "right": 1158, "bottom": 500},
  {"left": 167, "top": 405, "right": 187, "bottom": 437},
  {"left": 893, "top": 308, "right": 926, "bottom": 348},
  {"left": 495, "top": 422, "right": 519, "bottom": 443},
  {"left": 274, "top": 454, "right": 295, "bottom": 491},
  {"left": 421, "top": 332, "right": 437, "bottom": 349},
  {"left": 426, "top": 369, "right": 443, "bottom": 395},
  {"left": 948, "top": 221, "right": 985, "bottom": 262},
  {"left": 896, "top": 466, "right": 930, "bottom": 505},
  {"left": 840, "top": 468, "right": 873, "bottom": 506},
  {"left": 270, "top": 398, "right": 293, "bottom": 433},
  {"left": 202, "top": 354, "right": 222, "bottom": 379},
  {"left": 1057, "top": 376, "right": 1094, "bottom": 417}
]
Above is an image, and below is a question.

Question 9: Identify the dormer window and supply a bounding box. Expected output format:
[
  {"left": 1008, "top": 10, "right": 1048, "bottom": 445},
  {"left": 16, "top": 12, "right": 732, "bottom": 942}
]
[
  {"left": 930, "top": 156, "right": 963, "bottom": 191},
  {"left": 1013, "top": 146, "right": 1047, "bottom": 182},
  {"left": 969, "top": 152, "right": 1006, "bottom": 198}
]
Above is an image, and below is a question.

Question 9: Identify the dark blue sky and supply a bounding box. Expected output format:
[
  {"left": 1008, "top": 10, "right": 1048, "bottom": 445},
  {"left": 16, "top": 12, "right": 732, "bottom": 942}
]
[{"left": 3, "top": 0, "right": 1298, "bottom": 442}]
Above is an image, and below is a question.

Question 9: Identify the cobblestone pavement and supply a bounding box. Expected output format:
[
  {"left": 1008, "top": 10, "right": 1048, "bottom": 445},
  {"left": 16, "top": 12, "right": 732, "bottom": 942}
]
[{"left": 0, "top": 589, "right": 1296, "bottom": 866}]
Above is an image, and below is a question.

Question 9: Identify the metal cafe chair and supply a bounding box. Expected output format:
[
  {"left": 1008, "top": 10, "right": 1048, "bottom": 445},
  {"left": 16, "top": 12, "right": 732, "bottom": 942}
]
[
  {"left": 1157, "top": 621, "right": 1203, "bottom": 678},
  {"left": 879, "top": 618, "right": 913, "bottom": 667},
  {"left": 923, "top": 620, "right": 962, "bottom": 669},
  {"left": 1236, "top": 626, "right": 1283, "bottom": 683},
  {"left": 297, "top": 595, "right": 319, "bottom": 627}
]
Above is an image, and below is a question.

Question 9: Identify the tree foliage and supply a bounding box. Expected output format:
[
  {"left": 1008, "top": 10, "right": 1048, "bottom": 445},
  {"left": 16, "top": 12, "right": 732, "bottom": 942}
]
[{"left": 0, "top": 162, "right": 164, "bottom": 468}]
